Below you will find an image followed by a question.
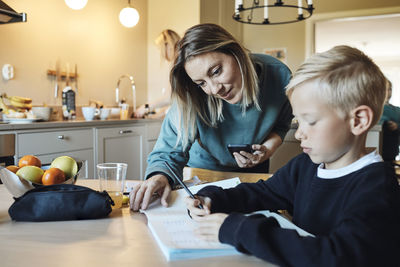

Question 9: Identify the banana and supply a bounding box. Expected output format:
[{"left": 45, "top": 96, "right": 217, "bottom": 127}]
[
  {"left": 0, "top": 95, "right": 10, "bottom": 114},
  {"left": 10, "top": 99, "right": 32, "bottom": 109},
  {"left": 9, "top": 95, "right": 32, "bottom": 104},
  {"left": 1, "top": 93, "right": 32, "bottom": 104}
]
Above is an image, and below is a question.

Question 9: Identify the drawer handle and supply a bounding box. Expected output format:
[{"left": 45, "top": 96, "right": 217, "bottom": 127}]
[
  {"left": 119, "top": 130, "right": 133, "bottom": 134},
  {"left": 57, "top": 135, "right": 65, "bottom": 140}
]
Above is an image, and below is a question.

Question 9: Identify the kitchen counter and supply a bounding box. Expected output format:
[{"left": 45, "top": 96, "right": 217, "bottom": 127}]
[{"left": 0, "top": 118, "right": 163, "bottom": 131}]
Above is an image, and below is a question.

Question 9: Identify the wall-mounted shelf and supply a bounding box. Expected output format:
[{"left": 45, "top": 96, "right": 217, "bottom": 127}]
[{"left": 47, "top": 69, "right": 78, "bottom": 79}]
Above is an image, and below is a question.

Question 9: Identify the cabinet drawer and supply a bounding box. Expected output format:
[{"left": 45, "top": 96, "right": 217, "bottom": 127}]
[{"left": 18, "top": 129, "right": 93, "bottom": 156}]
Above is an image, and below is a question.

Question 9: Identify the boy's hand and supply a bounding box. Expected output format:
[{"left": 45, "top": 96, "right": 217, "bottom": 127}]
[
  {"left": 185, "top": 196, "right": 211, "bottom": 217},
  {"left": 193, "top": 213, "right": 229, "bottom": 243}
]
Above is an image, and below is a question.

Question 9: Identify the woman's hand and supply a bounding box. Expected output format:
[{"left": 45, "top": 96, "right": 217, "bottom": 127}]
[
  {"left": 233, "top": 144, "right": 271, "bottom": 168},
  {"left": 185, "top": 195, "right": 212, "bottom": 217},
  {"left": 129, "top": 174, "right": 171, "bottom": 211},
  {"left": 193, "top": 213, "right": 229, "bottom": 243},
  {"left": 234, "top": 132, "right": 283, "bottom": 169}
]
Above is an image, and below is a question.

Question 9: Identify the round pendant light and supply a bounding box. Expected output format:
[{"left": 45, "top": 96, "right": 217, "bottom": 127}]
[
  {"left": 65, "top": 0, "right": 88, "bottom": 10},
  {"left": 119, "top": 7, "right": 140, "bottom": 28}
]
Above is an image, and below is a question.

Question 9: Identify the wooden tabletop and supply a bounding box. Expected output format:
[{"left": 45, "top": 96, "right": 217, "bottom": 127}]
[
  {"left": 0, "top": 171, "right": 275, "bottom": 267},
  {"left": 183, "top": 167, "right": 272, "bottom": 183}
]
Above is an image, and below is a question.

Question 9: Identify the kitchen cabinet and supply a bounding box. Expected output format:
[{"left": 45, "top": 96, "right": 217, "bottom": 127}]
[
  {"left": 96, "top": 124, "right": 146, "bottom": 180},
  {"left": 145, "top": 121, "right": 162, "bottom": 169},
  {"left": 16, "top": 128, "right": 95, "bottom": 178}
]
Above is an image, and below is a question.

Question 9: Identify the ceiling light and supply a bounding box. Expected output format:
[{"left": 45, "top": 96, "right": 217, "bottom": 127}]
[
  {"left": 65, "top": 0, "right": 88, "bottom": 10},
  {"left": 233, "top": 0, "right": 314, "bottom": 25},
  {"left": 119, "top": 0, "right": 140, "bottom": 28}
]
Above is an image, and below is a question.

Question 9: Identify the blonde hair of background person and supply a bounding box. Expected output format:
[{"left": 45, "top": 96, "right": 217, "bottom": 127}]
[
  {"left": 170, "top": 24, "right": 259, "bottom": 150},
  {"left": 286, "top": 45, "right": 386, "bottom": 123},
  {"left": 156, "top": 29, "right": 180, "bottom": 62},
  {"left": 134, "top": 29, "right": 180, "bottom": 118}
]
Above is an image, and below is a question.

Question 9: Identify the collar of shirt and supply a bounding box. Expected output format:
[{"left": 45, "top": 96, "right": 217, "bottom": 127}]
[{"left": 317, "top": 150, "right": 383, "bottom": 179}]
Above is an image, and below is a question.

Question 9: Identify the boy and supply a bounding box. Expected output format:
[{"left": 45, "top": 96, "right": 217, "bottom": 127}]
[{"left": 186, "top": 46, "right": 400, "bottom": 266}]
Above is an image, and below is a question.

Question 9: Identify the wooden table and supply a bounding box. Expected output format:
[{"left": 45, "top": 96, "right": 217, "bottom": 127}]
[
  {"left": 0, "top": 170, "right": 275, "bottom": 267},
  {"left": 183, "top": 167, "right": 272, "bottom": 183}
]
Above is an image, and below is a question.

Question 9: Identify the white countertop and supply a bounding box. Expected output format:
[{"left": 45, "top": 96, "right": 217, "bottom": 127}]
[{"left": 0, "top": 118, "right": 163, "bottom": 131}]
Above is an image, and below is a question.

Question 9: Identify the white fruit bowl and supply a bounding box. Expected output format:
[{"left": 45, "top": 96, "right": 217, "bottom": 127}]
[
  {"left": 0, "top": 162, "right": 84, "bottom": 198},
  {"left": 31, "top": 107, "right": 53, "bottom": 121}
]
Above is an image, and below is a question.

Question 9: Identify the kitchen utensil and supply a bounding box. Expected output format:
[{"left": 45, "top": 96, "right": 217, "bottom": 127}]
[
  {"left": 74, "top": 64, "right": 78, "bottom": 94},
  {"left": 54, "top": 60, "right": 60, "bottom": 98}
]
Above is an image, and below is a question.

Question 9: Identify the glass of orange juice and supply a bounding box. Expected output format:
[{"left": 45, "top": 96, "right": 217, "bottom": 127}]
[
  {"left": 120, "top": 104, "right": 129, "bottom": 120},
  {"left": 97, "top": 163, "right": 127, "bottom": 209}
]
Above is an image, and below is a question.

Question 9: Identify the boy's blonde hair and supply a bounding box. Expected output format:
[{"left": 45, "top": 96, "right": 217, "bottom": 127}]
[{"left": 286, "top": 45, "right": 386, "bottom": 126}]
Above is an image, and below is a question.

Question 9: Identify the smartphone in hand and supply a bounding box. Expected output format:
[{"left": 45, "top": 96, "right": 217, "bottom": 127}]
[{"left": 227, "top": 144, "right": 254, "bottom": 155}]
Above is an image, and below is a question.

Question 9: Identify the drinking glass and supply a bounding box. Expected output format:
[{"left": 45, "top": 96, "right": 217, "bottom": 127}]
[{"left": 97, "top": 163, "right": 127, "bottom": 209}]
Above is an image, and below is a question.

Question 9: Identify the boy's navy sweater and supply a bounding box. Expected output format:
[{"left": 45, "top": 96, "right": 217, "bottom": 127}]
[{"left": 197, "top": 153, "right": 400, "bottom": 267}]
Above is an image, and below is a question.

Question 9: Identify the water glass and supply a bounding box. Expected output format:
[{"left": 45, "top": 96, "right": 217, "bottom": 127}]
[{"left": 97, "top": 163, "right": 127, "bottom": 209}]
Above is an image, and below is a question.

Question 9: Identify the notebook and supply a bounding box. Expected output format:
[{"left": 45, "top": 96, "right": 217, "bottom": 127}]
[{"left": 141, "top": 177, "right": 314, "bottom": 261}]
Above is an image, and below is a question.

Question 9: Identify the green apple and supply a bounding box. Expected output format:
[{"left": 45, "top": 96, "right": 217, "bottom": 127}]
[
  {"left": 50, "top": 156, "right": 78, "bottom": 179},
  {"left": 16, "top": 166, "right": 44, "bottom": 184}
]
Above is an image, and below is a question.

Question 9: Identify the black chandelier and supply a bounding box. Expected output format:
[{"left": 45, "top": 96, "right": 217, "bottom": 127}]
[{"left": 233, "top": 0, "right": 314, "bottom": 25}]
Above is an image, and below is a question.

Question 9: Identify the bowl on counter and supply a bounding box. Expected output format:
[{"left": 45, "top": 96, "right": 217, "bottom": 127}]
[
  {"left": 110, "top": 107, "right": 121, "bottom": 119},
  {"left": 31, "top": 107, "right": 53, "bottom": 121}
]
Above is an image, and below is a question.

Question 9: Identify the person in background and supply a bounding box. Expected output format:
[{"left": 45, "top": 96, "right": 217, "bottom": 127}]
[
  {"left": 134, "top": 29, "right": 180, "bottom": 118},
  {"left": 186, "top": 46, "right": 400, "bottom": 266},
  {"left": 379, "top": 79, "right": 400, "bottom": 162},
  {"left": 130, "top": 23, "right": 293, "bottom": 211}
]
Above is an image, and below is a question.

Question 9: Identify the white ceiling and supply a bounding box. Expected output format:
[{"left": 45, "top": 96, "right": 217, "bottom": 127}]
[{"left": 315, "top": 13, "right": 400, "bottom": 61}]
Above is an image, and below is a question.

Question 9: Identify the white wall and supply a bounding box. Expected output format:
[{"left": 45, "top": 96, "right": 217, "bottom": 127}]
[{"left": 146, "top": 0, "right": 200, "bottom": 104}]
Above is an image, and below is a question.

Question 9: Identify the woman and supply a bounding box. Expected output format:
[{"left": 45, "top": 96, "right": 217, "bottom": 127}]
[
  {"left": 130, "top": 23, "right": 293, "bottom": 211},
  {"left": 134, "top": 29, "right": 180, "bottom": 118}
]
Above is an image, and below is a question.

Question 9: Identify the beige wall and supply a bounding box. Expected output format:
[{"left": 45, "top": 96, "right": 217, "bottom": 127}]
[
  {"left": 200, "top": 0, "right": 242, "bottom": 42},
  {"left": 239, "top": 0, "right": 400, "bottom": 71},
  {"left": 1, "top": 0, "right": 399, "bottom": 109},
  {"left": 146, "top": 0, "right": 200, "bottom": 105},
  {"left": 0, "top": 0, "right": 148, "bottom": 108}
]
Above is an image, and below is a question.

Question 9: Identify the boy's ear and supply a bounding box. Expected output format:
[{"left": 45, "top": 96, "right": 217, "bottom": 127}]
[{"left": 350, "top": 105, "right": 373, "bottom": 135}]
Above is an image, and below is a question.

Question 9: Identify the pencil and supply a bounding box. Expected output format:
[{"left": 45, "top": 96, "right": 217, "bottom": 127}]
[{"left": 164, "top": 162, "right": 204, "bottom": 209}]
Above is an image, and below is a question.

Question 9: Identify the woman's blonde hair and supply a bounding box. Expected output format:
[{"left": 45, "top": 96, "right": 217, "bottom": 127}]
[
  {"left": 286, "top": 45, "right": 386, "bottom": 126},
  {"left": 155, "top": 29, "right": 181, "bottom": 62},
  {"left": 170, "top": 23, "right": 260, "bottom": 149}
]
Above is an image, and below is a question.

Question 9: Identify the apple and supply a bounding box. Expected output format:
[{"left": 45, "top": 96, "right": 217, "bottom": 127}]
[
  {"left": 50, "top": 156, "right": 78, "bottom": 179},
  {"left": 16, "top": 166, "right": 44, "bottom": 184}
]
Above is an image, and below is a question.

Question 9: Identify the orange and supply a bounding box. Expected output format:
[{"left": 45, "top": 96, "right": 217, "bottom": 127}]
[
  {"left": 6, "top": 165, "right": 20, "bottom": 173},
  {"left": 18, "top": 155, "right": 42, "bottom": 168},
  {"left": 42, "top": 168, "right": 66, "bottom": 185}
]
